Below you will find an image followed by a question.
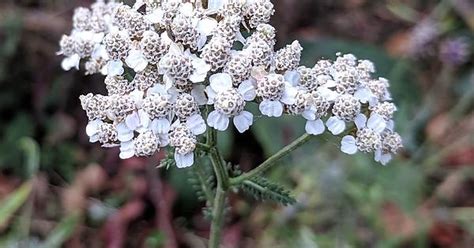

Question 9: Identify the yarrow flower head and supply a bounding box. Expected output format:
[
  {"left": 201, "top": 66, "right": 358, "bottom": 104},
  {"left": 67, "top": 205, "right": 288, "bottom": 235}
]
[{"left": 60, "top": 0, "right": 402, "bottom": 168}]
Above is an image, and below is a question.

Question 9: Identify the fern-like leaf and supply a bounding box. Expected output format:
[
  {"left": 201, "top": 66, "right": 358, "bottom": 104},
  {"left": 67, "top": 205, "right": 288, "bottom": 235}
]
[
  {"left": 188, "top": 164, "right": 215, "bottom": 205},
  {"left": 158, "top": 149, "right": 176, "bottom": 169},
  {"left": 240, "top": 177, "right": 296, "bottom": 206}
]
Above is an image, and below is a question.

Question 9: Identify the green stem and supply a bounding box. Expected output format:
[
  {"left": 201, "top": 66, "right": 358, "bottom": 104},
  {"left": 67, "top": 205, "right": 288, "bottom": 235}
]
[
  {"left": 197, "top": 142, "right": 212, "bottom": 151},
  {"left": 230, "top": 133, "right": 313, "bottom": 185},
  {"left": 208, "top": 185, "right": 226, "bottom": 248},
  {"left": 207, "top": 128, "right": 229, "bottom": 248}
]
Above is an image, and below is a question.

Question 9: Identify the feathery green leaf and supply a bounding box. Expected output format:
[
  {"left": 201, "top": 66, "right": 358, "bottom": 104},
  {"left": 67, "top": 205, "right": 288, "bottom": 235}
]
[{"left": 240, "top": 177, "right": 296, "bottom": 206}]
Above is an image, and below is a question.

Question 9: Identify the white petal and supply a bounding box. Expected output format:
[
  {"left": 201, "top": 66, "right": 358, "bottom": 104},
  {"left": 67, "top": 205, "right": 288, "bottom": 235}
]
[
  {"left": 374, "top": 149, "right": 382, "bottom": 162},
  {"left": 235, "top": 31, "right": 246, "bottom": 45},
  {"left": 119, "top": 141, "right": 135, "bottom": 159},
  {"left": 150, "top": 118, "right": 171, "bottom": 134},
  {"left": 106, "top": 60, "right": 124, "bottom": 76},
  {"left": 207, "top": 110, "right": 230, "bottom": 131},
  {"left": 160, "top": 32, "right": 173, "bottom": 45},
  {"left": 367, "top": 113, "right": 386, "bottom": 133},
  {"left": 145, "top": 9, "right": 164, "bottom": 24},
  {"left": 190, "top": 59, "right": 210, "bottom": 83},
  {"left": 149, "top": 83, "right": 170, "bottom": 96},
  {"left": 168, "top": 42, "right": 184, "bottom": 55},
  {"left": 251, "top": 67, "right": 268, "bottom": 81},
  {"left": 179, "top": 3, "right": 194, "bottom": 16},
  {"left": 284, "top": 70, "right": 300, "bottom": 86},
  {"left": 191, "top": 56, "right": 211, "bottom": 74},
  {"left": 125, "top": 49, "right": 148, "bottom": 72},
  {"left": 167, "top": 87, "right": 179, "bottom": 103},
  {"left": 319, "top": 76, "right": 337, "bottom": 88},
  {"left": 259, "top": 100, "right": 283, "bottom": 117},
  {"left": 302, "top": 108, "right": 316, "bottom": 121},
  {"left": 205, "top": 86, "right": 217, "bottom": 104},
  {"left": 209, "top": 73, "right": 233, "bottom": 93},
  {"left": 137, "top": 109, "right": 150, "bottom": 131},
  {"left": 61, "top": 54, "right": 81, "bottom": 71},
  {"left": 197, "top": 34, "right": 208, "bottom": 51},
  {"left": 86, "top": 119, "right": 102, "bottom": 137},
  {"left": 317, "top": 87, "right": 338, "bottom": 101},
  {"left": 89, "top": 134, "right": 100, "bottom": 143},
  {"left": 157, "top": 133, "right": 169, "bottom": 147},
  {"left": 237, "top": 80, "right": 256, "bottom": 101},
  {"left": 233, "top": 111, "right": 253, "bottom": 133},
  {"left": 154, "top": 36, "right": 171, "bottom": 52},
  {"left": 281, "top": 84, "right": 297, "bottom": 105},
  {"left": 354, "top": 87, "right": 374, "bottom": 104},
  {"left": 326, "top": 116, "right": 346, "bottom": 135},
  {"left": 92, "top": 33, "right": 105, "bottom": 43},
  {"left": 133, "top": 0, "right": 145, "bottom": 9},
  {"left": 375, "top": 149, "right": 392, "bottom": 165},
  {"left": 207, "top": 0, "right": 226, "bottom": 11},
  {"left": 197, "top": 17, "right": 218, "bottom": 36},
  {"left": 186, "top": 114, "right": 207, "bottom": 135},
  {"left": 100, "top": 65, "right": 108, "bottom": 75},
  {"left": 170, "top": 120, "right": 181, "bottom": 129},
  {"left": 341, "top": 135, "right": 357, "bottom": 154},
  {"left": 386, "top": 120, "right": 394, "bottom": 131},
  {"left": 117, "top": 122, "right": 134, "bottom": 142},
  {"left": 191, "top": 85, "right": 208, "bottom": 105},
  {"left": 174, "top": 151, "right": 194, "bottom": 168},
  {"left": 305, "top": 119, "right": 325, "bottom": 135},
  {"left": 125, "top": 112, "right": 141, "bottom": 131},
  {"left": 368, "top": 97, "right": 379, "bottom": 107},
  {"left": 119, "top": 150, "right": 135, "bottom": 159},
  {"left": 92, "top": 45, "right": 108, "bottom": 60},
  {"left": 129, "top": 90, "right": 145, "bottom": 107},
  {"left": 354, "top": 113, "right": 367, "bottom": 130}
]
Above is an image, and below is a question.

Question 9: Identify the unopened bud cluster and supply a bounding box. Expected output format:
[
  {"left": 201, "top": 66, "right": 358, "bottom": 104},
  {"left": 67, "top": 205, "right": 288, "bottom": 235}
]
[{"left": 60, "top": 0, "right": 402, "bottom": 168}]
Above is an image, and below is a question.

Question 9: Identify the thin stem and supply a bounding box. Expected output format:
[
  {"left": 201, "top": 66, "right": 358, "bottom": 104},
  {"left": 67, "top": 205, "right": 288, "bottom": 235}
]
[
  {"left": 197, "top": 142, "right": 212, "bottom": 151},
  {"left": 207, "top": 128, "right": 229, "bottom": 248},
  {"left": 230, "top": 133, "right": 313, "bottom": 185},
  {"left": 208, "top": 185, "right": 226, "bottom": 248},
  {"left": 210, "top": 147, "right": 229, "bottom": 189}
]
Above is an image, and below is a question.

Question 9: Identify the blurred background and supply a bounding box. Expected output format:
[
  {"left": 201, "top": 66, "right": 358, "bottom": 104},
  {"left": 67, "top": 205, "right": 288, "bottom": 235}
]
[{"left": 0, "top": 0, "right": 473, "bottom": 247}]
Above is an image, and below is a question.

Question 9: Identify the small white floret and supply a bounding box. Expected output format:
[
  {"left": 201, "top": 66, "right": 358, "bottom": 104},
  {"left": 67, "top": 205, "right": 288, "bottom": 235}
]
[
  {"left": 326, "top": 116, "right": 346, "bottom": 135},
  {"left": 341, "top": 135, "right": 357, "bottom": 155},
  {"left": 233, "top": 111, "right": 253, "bottom": 133}
]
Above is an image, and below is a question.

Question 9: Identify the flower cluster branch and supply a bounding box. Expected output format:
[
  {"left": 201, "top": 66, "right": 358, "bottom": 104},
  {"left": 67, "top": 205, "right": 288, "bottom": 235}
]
[
  {"left": 59, "top": 1, "right": 405, "bottom": 247},
  {"left": 59, "top": 0, "right": 402, "bottom": 168}
]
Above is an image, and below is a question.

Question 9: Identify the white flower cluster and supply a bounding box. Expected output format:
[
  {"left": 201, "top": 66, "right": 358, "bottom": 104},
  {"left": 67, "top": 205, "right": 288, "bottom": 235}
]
[{"left": 60, "top": 0, "right": 402, "bottom": 168}]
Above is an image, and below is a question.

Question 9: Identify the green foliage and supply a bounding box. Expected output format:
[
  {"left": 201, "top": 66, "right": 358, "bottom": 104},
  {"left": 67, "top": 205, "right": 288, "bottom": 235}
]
[
  {"left": 216, "top": 130, "right": 234, "bottom": 158},
  {"left": 0, "top": 14, "right": 22, "bottom": 81},
  {"left": 202, "top": 206, "right": 213, "bottom": 220},
  {"left": 158, "top": 149, "right": 176, "bottom": 169},
  {"left": 0, "top": 114, "right": 35, "bottom": 177},
  {"left": 227, "top": 163, "right": 242, "bottom": 177},
  {"left": 123, "top": 66, "right": 136, "bottom": 82},
  {"left": 40, "top": 213, "right": 80, "bottom": 248},
  {"left": 40, "top": 143, "right": 78, "bottom": 181},
  {"left": 188, "top": 163, "right": 215, "bottom": 204},
  {"left": 249, "top": 103, "right": 306, "bottom": 156},
  {"left": 240, "top": 177, "right": 296, "bottom": 206},
  {"left": 18, "top": 137, "right": 40, "bottom": 178},
  {"left": 0, "top": 182, "right": 32, "bottom": 228},
  {"left": 144, "top": 230, "right": 166, "bottom": 248}
]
